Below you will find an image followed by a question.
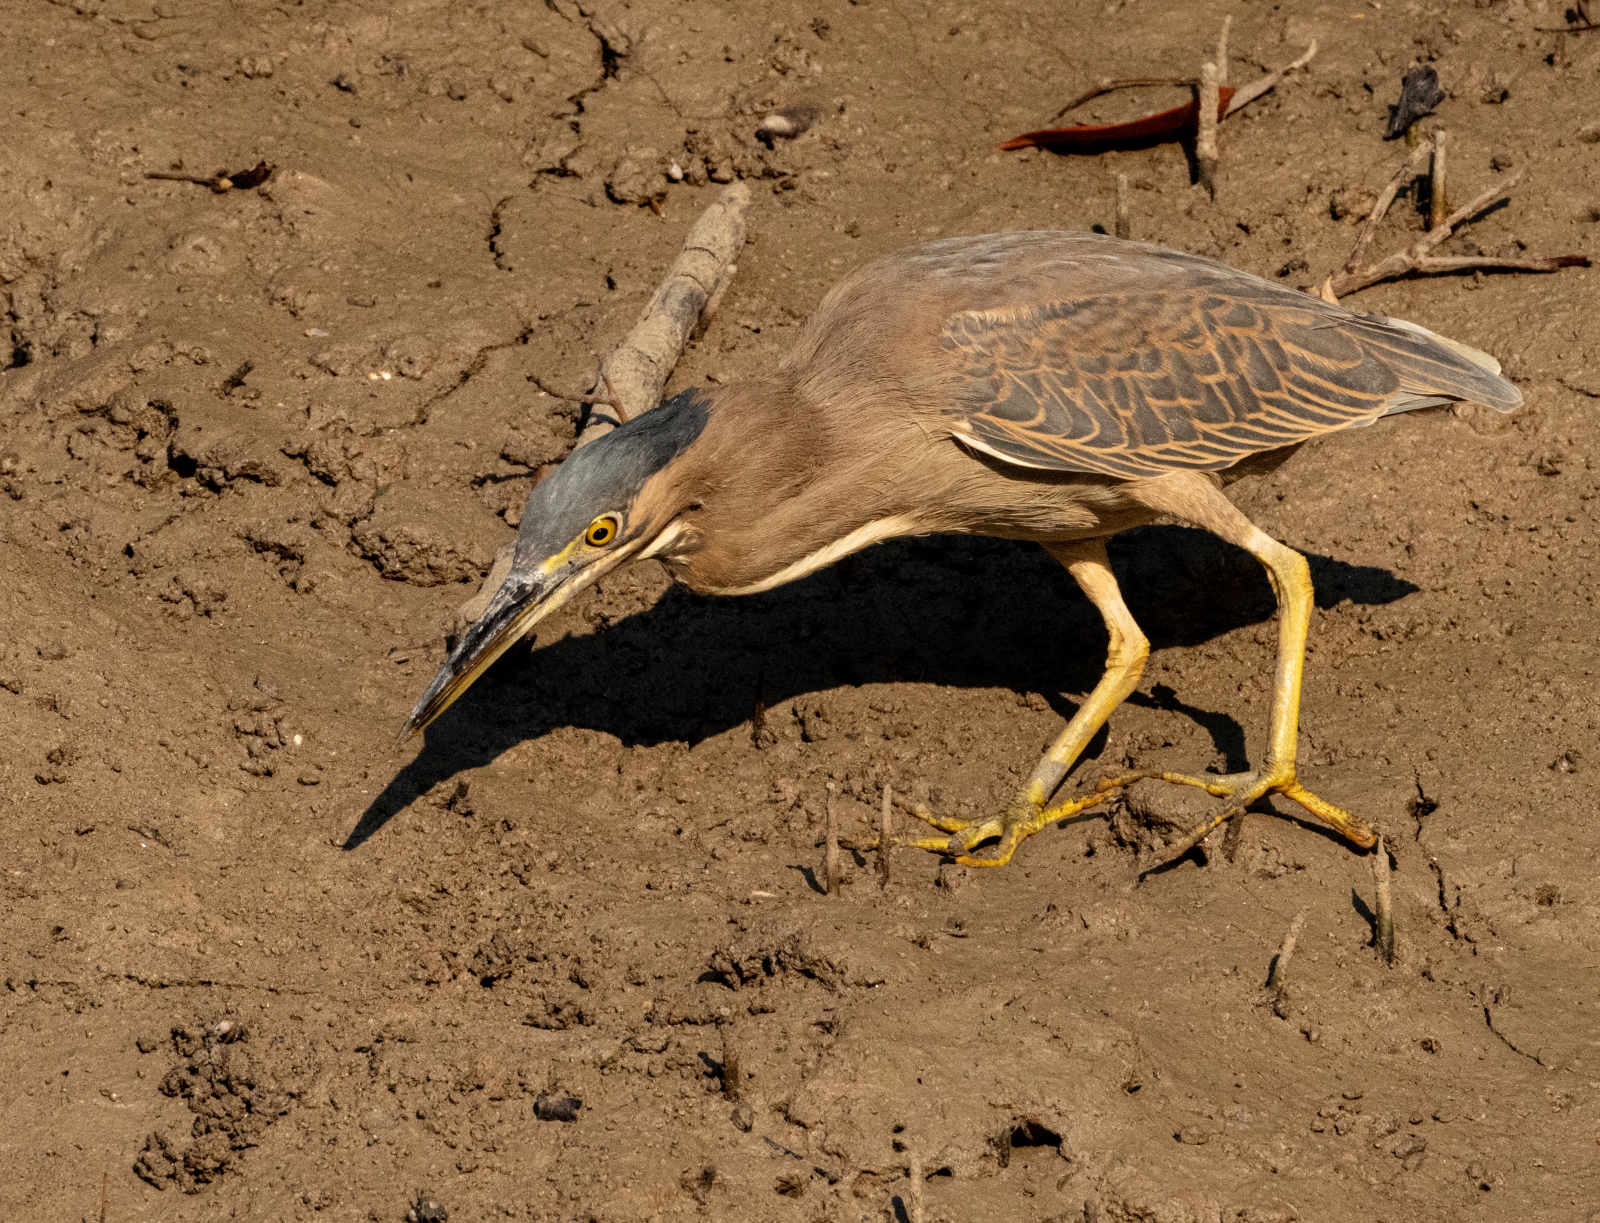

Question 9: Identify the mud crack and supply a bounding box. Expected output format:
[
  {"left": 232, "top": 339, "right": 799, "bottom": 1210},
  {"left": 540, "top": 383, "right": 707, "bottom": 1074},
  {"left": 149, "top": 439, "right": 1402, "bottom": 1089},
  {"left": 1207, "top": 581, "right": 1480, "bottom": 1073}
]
[
  {"left": 489, "top": 196, "right": 514, "bottom": 272},
  {"left": 1483, "top": 1005, "right": 1542, "bottom": 1065},
  {"left": 416, "top": 324, "right": 535, "bottom": 423}
]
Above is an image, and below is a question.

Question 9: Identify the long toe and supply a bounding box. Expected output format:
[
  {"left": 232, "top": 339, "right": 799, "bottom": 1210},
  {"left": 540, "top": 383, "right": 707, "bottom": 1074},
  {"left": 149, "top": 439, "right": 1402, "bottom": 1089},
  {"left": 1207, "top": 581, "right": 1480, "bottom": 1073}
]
[
  {"left": 954, "top": 824, "right": 1027, "bottom": 868},
  {"left": 943, "top": 816, "right": 1005, "bottom": 858}
]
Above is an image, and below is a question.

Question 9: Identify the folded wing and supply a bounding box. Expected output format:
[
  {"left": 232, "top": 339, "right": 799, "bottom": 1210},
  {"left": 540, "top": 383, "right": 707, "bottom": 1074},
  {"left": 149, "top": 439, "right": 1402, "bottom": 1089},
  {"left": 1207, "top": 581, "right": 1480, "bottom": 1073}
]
[{"left": 940, "top": 271, "right": 1521, "bottom": 479}]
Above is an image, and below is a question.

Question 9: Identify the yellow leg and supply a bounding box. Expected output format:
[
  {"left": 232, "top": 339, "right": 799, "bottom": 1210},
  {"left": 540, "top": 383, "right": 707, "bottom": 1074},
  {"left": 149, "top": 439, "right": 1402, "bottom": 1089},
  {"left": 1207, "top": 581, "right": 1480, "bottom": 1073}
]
[
  {"left": 1121, "top": 473, "right": 1376, "bottom": 858},
  {"left": 907, "top": 538, "right": 1149, "bottom": 867}
]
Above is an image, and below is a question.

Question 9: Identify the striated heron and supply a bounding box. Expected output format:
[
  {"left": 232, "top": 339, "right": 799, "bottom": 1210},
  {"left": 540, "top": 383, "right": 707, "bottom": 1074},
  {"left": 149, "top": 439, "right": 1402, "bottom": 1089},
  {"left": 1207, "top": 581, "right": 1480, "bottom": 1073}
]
[{"left": 401, "top": 232, "right": 1518, "bottom": 867}]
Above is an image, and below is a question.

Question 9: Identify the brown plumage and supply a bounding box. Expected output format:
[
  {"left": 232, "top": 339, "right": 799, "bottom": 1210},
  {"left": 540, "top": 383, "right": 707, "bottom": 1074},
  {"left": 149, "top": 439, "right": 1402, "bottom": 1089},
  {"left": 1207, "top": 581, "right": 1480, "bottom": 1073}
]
[{"left": 403, "top": 231, "right": 1518, "bottom": 869}]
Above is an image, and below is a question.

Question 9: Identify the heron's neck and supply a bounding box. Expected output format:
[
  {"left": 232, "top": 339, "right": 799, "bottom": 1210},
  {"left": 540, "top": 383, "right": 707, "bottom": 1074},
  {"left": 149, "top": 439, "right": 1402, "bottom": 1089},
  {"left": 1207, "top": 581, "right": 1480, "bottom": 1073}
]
[{"left": 660, "top": 378, "right": 919, "bottom": 595}]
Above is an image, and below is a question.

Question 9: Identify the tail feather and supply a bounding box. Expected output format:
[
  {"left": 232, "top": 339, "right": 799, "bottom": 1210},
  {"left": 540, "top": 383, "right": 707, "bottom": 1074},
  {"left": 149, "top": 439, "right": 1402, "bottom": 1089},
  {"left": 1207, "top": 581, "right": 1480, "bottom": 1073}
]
[{"left": 1372, "top": 315, "right": 1523, "bottom": 415}]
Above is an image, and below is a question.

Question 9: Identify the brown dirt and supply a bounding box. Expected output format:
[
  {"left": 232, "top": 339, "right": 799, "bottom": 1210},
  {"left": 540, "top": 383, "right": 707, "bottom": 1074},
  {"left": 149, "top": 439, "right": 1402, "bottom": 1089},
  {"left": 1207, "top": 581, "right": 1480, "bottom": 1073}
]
[{"left": 3, "top": 2, "right": 1599, "bottom": 1221}]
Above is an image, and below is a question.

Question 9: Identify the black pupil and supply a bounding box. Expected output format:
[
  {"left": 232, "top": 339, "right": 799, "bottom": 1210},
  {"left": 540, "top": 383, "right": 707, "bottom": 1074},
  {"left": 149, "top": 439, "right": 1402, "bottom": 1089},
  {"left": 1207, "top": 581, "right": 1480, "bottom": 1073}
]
[{"left": 593, "top": 523, "right": 609, "bottom": 541}]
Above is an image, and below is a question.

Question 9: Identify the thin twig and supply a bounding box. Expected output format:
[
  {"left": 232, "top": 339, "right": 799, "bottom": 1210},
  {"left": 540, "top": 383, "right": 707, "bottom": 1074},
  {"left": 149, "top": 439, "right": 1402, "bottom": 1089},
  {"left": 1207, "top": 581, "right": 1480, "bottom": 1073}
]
[
  {"left": 1373, "top": 837, "right": 1395, "bottom": 965},
  {"left": 721, "top": 1023, "right": 743, "bottom": 1101},
  {"left": 1411, "top": 254, "right": 1589, "bottom": 274},
  {"left": 145, "top": 170, "right": 228, "bottom": 189},
  {"left": 1196, "top": 61, "right": 1220, "bottom": 198},
  {"left": 143, "top": 161, "right": 273, "bottom": 193},
  {"left": 1429, "top": 129, "right": 1448, "bottom": 232},
  {"left": 1144, "top": 806, "right": 1232, "bottom": 874},
  {"left": 1328, "top": 168, "right": 1533, "bottom": 298},
  {"left": 1266, "top": 908, "right": 1309, "bottom": 992},
  {"left": 1224, "top": 40, "right": 1317, "bottom": 115},
  {"left": 1221, "top": 807, "right": 1246, "bottom": 862},
  {"left": 877, "top": 784, "right": 893, "bottom": 889},
  {"left": 1114, "top": 172, "right": 1130, "bottom": 240},
  {"left": 1214, "top": 15, "right": 1232, "bottom": 86},
  {"left": 908, "top": 1146, "right": 925, "bottom": 1223},
  {"left": 824, "top": 784, "right": 841, "bottom": 897},
  {"left": 1428, "top": 169, "right": 1525, "bottom": 246},
  {"left": 1344, "top": 139, "right": 1433, "bottom": 273}
]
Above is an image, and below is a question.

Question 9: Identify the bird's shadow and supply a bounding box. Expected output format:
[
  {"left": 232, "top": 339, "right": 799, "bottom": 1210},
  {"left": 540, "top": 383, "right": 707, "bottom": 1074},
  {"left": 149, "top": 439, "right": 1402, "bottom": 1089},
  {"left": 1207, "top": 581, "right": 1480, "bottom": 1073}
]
[{"left": 345, "top": 525, "right": 1416, "bottom": 849}]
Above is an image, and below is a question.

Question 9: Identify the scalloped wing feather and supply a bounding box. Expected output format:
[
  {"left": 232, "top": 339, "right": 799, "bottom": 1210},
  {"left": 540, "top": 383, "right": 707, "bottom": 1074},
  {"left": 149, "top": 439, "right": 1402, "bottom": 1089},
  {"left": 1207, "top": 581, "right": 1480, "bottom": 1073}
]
[{"left": 940, "top": 274, "right": 1521, "bottom": 478}]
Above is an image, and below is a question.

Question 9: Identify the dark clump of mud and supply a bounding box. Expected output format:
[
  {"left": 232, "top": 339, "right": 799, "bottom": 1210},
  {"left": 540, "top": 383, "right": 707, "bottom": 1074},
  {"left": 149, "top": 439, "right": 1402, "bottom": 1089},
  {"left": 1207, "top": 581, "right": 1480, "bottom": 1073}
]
[{"left": 2, "top": 2, "right": 1598, "bottom": 1221}]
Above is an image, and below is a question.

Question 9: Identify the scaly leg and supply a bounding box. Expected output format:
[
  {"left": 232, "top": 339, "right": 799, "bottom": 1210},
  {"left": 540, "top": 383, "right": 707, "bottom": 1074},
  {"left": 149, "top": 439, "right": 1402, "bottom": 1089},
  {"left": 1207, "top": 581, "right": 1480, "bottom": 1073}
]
[
  {"left": 906, "top": 538, "right": 1149, "bottom": 867},
  {"left": 1119, "top": 472, "right": 1376, "bottom": 860}
]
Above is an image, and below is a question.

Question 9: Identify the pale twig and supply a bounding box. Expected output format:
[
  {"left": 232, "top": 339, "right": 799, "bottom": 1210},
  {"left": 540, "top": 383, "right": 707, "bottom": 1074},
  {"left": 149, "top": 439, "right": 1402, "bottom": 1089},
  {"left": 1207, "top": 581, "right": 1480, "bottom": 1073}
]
[
  {"left": 1429, "top": 129, "right": 1448, "bottom": 232},
  {"left": 1409, "top": 254, "right": 1590, "bottom": 274},
  {"left": 1115, "top": 172, "right": 1131, "bottom": 240},
  {"left": 1344, "top": 139, "right": 1433, "bottom": 274},
  {"left": 1221, "top": 806, "right": 1246, "bottom": 862},
  {"left": 576, "top": 179, "right": 750, "bottom": 447},
  {"left": 457, "top": 181, "right": 751, "bottom": 625},
  {"left": 1323, "top": 145, "right": 1586, "bottom": 301},
  {"left": 1142, "top": 805, "right": 1232, "bottom": 874},
  {"left": 1196, "top": 61, "right": 1220, "bottom": 198},
  {"left": 1223, "top": 41, "right": 1317, "bottom": 116},
  {"left": 1328, "top": 168, "right": 1529, "bottom": 298},
  {"left": 1214, "top": 15, "right": 1232, "bottom": 86},
  {"left": 1266, "top": 908, "right": 1309, "bottom": 992},
  {"left": 824, "top": 784, "right": 841, "bottom": 896},
  {"left": 908, "top": 1146, "right": 925, "bottom": 1223},
  {"left": 721, "top": 1023, "right": 743, "bottom": 1101},
  {"left": 1373, "top": 838, "right": 1395, "bottom": 964},
  {"left": 877, "top": 784, "right": 893, "bottom": 889},
  {"left": 1429, "top": 170, "right": 1526, "bottom": 246}
]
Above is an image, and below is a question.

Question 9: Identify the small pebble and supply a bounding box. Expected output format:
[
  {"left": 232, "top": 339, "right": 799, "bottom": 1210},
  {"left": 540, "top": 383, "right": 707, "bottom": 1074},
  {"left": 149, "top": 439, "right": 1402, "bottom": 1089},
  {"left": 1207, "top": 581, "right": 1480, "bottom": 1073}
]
[{"left": 755, "top": 104, "right": 820, "bottom": 147}]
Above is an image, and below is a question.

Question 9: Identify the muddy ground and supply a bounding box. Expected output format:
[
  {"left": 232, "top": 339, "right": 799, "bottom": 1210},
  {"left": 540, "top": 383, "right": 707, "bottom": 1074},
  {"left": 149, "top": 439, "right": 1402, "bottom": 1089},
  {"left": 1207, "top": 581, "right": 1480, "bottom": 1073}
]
[{"left": 3, "top": 0, "right": 1599, "bottom": 1220}]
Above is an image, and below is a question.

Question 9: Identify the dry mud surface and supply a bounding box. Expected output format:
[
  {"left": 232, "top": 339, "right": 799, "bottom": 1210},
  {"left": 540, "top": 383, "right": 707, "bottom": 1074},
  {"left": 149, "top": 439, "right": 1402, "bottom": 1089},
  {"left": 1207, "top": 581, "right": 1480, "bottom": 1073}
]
[{"left": 3, "top": 1, "right": 1600, "bottom": 1221}]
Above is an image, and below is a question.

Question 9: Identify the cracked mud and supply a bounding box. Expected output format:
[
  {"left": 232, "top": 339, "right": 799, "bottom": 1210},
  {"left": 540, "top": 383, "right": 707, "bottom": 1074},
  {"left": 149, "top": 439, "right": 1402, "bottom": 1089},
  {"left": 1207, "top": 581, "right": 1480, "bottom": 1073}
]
[{"left": 3, "top": 1, "right": 1599, "bottom": 1221}]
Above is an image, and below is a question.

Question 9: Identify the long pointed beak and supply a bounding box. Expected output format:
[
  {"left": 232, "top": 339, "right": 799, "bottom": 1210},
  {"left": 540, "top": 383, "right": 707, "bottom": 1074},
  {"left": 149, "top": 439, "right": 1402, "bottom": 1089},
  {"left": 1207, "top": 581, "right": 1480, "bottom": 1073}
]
[{"left": 398, "top": 540, "right": 643, "bottom": 741}]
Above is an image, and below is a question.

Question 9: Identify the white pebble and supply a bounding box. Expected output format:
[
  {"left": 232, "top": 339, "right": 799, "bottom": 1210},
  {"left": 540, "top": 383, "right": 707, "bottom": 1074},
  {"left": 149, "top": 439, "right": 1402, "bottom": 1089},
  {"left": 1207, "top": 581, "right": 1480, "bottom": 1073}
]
[
  {"left": 667, "top": 162, "right": 684, "bottom": 182},
  {"left": 293, "top": 733, "right": 303, "bottom": 746},
  {"left": 756, "top": 114, "right": 799, "bottom": 140}
]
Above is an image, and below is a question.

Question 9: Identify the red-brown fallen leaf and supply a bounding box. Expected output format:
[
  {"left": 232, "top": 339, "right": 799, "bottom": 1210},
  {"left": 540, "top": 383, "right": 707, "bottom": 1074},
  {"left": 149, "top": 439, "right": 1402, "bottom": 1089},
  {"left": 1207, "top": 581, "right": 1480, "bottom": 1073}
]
[{"left": 998, "top": 87, "right": 1235, "bottom": 154}]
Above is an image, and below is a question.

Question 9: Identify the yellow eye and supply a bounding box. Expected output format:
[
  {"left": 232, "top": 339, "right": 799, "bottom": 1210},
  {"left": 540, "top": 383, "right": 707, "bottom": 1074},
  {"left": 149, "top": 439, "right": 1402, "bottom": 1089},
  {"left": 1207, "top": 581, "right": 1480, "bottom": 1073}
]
[{"left": 585, "top": 515, "right": 619, "bottom": 547}]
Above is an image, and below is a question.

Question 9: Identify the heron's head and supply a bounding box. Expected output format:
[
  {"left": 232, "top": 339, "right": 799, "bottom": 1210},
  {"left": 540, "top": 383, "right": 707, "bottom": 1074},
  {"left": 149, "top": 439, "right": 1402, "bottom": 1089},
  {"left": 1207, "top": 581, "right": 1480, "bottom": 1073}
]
[{"left": 399, "top": 388, "right": 713, "bottom": 739}]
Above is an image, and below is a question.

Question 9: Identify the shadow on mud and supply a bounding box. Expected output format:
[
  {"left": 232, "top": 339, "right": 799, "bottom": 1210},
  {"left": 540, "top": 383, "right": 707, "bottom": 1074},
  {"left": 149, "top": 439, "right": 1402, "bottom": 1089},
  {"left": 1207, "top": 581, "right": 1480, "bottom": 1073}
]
[{"left": 345, "top": 524, "right": 1416, "bottom": 849}]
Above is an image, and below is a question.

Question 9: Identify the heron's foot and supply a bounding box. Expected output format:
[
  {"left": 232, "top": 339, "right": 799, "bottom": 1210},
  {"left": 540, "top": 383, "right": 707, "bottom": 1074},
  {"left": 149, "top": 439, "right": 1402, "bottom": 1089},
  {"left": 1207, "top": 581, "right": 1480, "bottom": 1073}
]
[
  {"left": 1131, "top": 764, "right": 1375, "bottom": 863},
  {"left": 901, "top": 775, "right": 1134, "bottom": 868}
]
